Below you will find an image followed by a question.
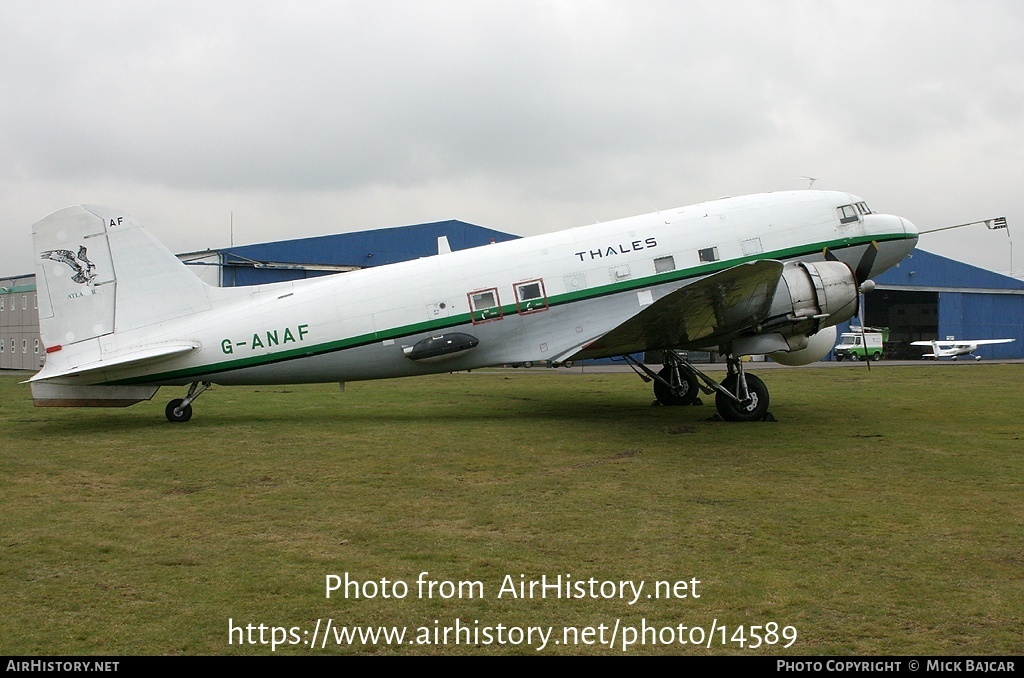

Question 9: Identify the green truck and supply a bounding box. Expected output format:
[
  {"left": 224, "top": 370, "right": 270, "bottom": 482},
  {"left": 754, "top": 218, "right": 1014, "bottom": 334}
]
[{"left": 834, "top": 326, "right": 890, "bottom": 361}]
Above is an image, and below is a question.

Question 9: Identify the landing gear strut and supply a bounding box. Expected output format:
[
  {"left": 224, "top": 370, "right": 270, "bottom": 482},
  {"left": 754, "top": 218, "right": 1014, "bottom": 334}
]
[
  {"left": 165, "top": 381, "right": 211, "bottom": 423},
  {"left": 653, "top": 351, "right": 700, "bottom": 406},
  {"left": 623, "top": 351, "right": 701, "bottom": 406},
  {"left": 624, "top": 352, "right": 772, "bottom": 421}
]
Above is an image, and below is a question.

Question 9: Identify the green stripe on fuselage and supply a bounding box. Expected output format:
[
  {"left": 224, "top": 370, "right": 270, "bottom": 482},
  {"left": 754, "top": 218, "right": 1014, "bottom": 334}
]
[{"left": 108, "top": 233, "right": 912, "bottom": 385}]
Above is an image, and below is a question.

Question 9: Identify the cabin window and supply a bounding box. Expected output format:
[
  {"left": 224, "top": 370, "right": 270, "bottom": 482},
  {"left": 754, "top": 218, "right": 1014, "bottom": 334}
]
[
  {"left": 654, "top": 255, "right": 675, "bottom": 274},
  {"left": 22, "top": 295, "right": 27, "bottom": 310},
  {"left": 1, "top": 338, "right": 4, "bottom": 352},
  {"left": 34, "top": 339, "right": 39, "bottom": 354},
  {"left": 514, "top": 279, "right": 548, "bottom": 314},
  {"left": 468, "top": 288, "right": 503, "bottom": 324},
  {"left": 838, "top": 205, "right": 859, "bottom": 224},
  {"left": 0, "top": 298, "right": 4, "bottom": 312},
  {"left": 22, "top": 339, "right": 28, "bottom": 353},
  {"left": 698, "top": 246, "right": 719, "bottom": 263},
  {"left": 855, "top": 201, "right": 872, "bottom": 215}
]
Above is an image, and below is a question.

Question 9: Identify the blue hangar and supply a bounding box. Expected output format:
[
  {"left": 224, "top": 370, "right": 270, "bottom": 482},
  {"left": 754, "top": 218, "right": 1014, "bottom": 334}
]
[
  {"left": 181, "top": 219, "right": 520, "bottom": 287},
  {"left": 834, "top": 249, "right": 1024, "bottom": 360}
]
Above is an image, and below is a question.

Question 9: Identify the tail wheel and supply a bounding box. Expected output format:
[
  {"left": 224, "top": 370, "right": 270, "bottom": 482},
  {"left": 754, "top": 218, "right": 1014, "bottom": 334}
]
[
  {"left": 715, "top": 374, "right": 770, "bottom": 422},
  {"left": 165, "top": 398, "right": 193, "bottom": 423},
  {"left": 654, "top": 366, "right": 699, "bottom": 406}
]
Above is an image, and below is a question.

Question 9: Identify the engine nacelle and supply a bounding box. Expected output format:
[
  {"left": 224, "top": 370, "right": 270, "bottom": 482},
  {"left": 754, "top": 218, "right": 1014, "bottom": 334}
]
[
  {"left": 731, "top": 261, "right": 856, "bottom": 362},
  {"left": 769, "top": 325, "right": 837, "bottom": 366},
  {"left": 765, "top": 261, "right": 859, "bottom": 334}
]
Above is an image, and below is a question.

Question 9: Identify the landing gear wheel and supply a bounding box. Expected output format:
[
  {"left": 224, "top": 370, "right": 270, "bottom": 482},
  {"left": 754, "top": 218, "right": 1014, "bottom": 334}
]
[
  {"left": 165, "top": 398, "right": 193, "bottom": 423},
  {"left": 654, "top": 366, "right": 699, "bottom": 406},
  {"left": 715, "top": 374, "right": 770, "bottom": 422}
]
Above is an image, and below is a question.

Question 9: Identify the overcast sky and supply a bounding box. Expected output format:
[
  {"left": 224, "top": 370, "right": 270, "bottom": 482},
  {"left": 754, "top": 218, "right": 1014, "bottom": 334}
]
[{"left": 3, "top": 1, "right": 1022, "bottom": 278}]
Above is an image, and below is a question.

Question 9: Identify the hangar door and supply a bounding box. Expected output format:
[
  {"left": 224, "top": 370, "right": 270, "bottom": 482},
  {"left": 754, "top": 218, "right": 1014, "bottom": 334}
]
[{"left": 865, "top": 290, "right": 938, "bottom": 359}]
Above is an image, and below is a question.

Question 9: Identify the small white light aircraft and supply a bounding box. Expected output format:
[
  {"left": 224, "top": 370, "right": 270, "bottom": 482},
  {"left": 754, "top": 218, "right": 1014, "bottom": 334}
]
[
  {"left": 29, "top": 190, "right": 918, "bottom": 422},
  {"left": 911, "top": 338, "right": 1015, "bottom": 360}
]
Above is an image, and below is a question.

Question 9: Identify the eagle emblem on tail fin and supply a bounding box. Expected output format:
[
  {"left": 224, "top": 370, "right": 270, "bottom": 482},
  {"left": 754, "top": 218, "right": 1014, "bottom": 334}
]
[{"left": 41, "top": 246, "right": 97, "bottom": 284}]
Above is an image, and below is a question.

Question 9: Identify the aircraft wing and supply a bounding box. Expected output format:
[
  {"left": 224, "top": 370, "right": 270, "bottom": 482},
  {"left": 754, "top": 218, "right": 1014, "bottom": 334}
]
[
  {"left": 911, "top": 339, "right": 1014, "bottom": 347},
  {"left": 566, "top": 260, "right": 784, "bottom": 360},
  {"left": 969, "top": 339, "right": 1015, "bottom": 346}
]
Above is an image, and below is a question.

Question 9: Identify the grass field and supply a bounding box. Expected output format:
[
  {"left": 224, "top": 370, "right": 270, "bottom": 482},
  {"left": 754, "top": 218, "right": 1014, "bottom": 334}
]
[{"left": 1, "top": 364, "right": 1021, "bottom": 655}]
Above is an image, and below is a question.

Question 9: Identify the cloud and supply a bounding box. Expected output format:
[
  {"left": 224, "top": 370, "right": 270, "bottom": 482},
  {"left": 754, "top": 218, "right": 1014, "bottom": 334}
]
[{"left": 1, "top": 1, "right": 1022, "bottom": 275}]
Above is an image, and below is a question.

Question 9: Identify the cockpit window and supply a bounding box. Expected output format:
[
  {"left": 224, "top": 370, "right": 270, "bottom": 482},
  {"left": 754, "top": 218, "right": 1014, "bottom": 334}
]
[
  {"left": 838, "top": 205, "right": 860, "bottom": 224},
  {"left": 855, "top": 202, "right": 872, "bottom": 215}
]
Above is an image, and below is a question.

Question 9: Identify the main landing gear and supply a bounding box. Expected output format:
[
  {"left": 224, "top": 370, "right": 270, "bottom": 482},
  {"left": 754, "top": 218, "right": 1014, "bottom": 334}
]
[
  {"left": 623, "top": 351, "right": 772, "bottom": 422},
  {"left": 650, "top": 351, "right": 700, "bottom": 406},
  {"left": 165, "top": 381, "right": 211, "bottom": 423}
]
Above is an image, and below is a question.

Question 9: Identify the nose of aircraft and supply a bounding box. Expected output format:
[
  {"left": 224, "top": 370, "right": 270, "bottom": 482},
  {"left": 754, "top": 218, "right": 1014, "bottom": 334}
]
[
  {"left": 900, "top": 217, "right": 919, "bottom": 240},
  {"left": 866, "top": 215, "right": 917, "bottom": 280}
]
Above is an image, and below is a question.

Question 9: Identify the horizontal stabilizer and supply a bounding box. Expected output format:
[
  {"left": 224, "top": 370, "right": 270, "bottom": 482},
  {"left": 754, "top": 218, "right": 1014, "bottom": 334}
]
[{"left": 29, "top": 343, "right": 198, "bottom": 382}]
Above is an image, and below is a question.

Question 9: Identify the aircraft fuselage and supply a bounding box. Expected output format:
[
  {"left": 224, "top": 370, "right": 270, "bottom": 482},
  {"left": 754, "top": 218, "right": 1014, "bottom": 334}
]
[{"left": 31, "top": 191, "right": 918, "bottom": 394}]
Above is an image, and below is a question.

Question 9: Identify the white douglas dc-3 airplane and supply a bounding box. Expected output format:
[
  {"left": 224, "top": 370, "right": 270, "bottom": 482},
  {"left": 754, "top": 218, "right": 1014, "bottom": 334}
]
[
  {"left": 911, "top": 338, "right": 1015, "bottom": 360},
  {"left": 28, "top": 190, "right": 918, "bottom": 422}
]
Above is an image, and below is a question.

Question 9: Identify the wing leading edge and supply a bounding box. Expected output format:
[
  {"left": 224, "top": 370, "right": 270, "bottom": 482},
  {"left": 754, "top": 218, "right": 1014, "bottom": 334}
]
[{"left": 567, "top": 260, "right": 785, "bottom": 361}]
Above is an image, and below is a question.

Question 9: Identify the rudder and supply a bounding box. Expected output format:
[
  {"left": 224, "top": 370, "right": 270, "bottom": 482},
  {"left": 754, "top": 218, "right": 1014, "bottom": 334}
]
[{"left": 34, "top": 206, "right": 117, "bottom": 349}]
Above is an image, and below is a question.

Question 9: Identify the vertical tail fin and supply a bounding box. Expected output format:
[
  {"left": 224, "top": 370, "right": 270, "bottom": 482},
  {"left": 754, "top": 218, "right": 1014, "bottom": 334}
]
[{"left": 33, "top": 205, "right": 212, "bottom": 350}]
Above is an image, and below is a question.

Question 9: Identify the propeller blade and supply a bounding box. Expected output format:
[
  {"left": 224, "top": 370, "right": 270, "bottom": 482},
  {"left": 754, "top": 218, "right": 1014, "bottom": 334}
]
[
  {"left": 854, "top": 241, "right": 879, "bottom": 286},
  {"left": 824, "top": 243, "right": 878, "bottom": 286},
  {"left": 825, "top": 244, "right": 877, "bottom": 372},
  {"left": 860, "top": 320, "right": 871, "bottom": 372}
]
